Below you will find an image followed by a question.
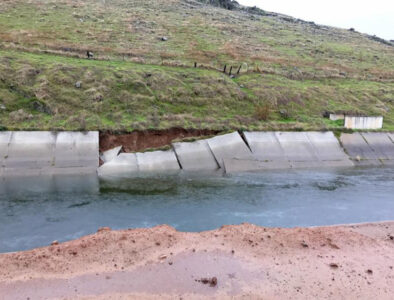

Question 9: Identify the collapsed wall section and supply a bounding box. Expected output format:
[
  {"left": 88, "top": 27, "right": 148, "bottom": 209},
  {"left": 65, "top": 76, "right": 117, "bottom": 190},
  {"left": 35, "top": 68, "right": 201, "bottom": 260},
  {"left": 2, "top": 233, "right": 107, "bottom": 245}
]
[
  {"left": 172, "top": 140, "right": 219, "bottom": 171},
  {"left": 2, "top": 130, "right": 393, "bottom": 176},
  {"left": 205, "top": 132, "right": 253, "bottom": 169},
  {"left": 98, "top": 150, "right": 180, "bottom": 176}
]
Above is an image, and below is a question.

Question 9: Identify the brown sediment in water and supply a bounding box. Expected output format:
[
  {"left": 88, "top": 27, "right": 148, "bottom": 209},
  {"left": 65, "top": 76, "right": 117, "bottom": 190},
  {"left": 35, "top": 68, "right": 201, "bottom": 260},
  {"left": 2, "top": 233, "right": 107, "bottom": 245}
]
[
  {"left": 1, "top": 222, "right": 394, "bottom": 299},
  {"left": 99, "top": 128, "right": 220, "bottom": 153}
]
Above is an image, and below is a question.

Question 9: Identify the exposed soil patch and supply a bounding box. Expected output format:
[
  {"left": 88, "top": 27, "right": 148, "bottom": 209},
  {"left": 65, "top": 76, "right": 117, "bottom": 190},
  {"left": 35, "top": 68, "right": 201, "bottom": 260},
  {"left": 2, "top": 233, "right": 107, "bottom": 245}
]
[
  {"left": 1, "top": 222, "right": 394, "bottom": 299},
  {"left": 99, "top": 128, "right": 220, "bottom": 153}
]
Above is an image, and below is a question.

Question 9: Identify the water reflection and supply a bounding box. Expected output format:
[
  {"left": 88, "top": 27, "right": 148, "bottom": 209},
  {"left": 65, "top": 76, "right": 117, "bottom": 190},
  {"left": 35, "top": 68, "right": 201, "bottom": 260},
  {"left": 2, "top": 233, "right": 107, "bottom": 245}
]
[{"left": 0, "top": 174, "right": 99, "bottom": 196}]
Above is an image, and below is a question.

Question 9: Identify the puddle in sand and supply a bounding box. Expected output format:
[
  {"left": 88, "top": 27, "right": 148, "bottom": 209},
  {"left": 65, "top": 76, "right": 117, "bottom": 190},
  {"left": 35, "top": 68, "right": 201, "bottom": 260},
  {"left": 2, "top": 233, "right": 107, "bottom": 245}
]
[{"left": 0, "top": 251, "right": 264, "bottom": 299}]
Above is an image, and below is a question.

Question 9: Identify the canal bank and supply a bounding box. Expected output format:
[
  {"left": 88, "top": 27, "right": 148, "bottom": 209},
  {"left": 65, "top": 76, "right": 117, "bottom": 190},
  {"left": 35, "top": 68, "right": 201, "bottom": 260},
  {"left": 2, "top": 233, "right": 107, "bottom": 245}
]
[{"left": 1, "top": 221, "right": 393, "bottom": 299}]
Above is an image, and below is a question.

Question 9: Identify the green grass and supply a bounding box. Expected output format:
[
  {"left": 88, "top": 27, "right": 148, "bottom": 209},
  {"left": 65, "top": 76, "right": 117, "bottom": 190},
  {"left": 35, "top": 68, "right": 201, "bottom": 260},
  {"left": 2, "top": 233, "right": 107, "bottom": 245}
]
[
  {"left": 0, "top": 49, "right": 393, "bottom": 131},
  {"left": 0, "top": 0, "right": 393, "bottom": 132}
]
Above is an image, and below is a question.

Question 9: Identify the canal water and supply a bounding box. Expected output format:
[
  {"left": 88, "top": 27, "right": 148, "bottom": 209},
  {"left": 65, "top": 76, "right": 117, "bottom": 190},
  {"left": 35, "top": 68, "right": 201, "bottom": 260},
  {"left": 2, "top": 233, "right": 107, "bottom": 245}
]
[{"left": 1, "top": 167, "right": 393, "bottom": 253}]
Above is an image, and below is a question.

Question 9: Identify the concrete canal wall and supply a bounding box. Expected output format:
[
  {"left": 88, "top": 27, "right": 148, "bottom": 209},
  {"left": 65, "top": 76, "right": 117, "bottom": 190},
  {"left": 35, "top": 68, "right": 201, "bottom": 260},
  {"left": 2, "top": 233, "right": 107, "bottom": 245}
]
[
  {"left": 0, "top": 131, "right": 99, "bottom": 175},
  {"left": 344, "top": 116, "right": 383, "bottom": 130},
  {"left": 1, "top": 130, "right": 394, "bottom": 175},
  {"left": 340, "top": 132, "right": 394, "bottom": 166}
]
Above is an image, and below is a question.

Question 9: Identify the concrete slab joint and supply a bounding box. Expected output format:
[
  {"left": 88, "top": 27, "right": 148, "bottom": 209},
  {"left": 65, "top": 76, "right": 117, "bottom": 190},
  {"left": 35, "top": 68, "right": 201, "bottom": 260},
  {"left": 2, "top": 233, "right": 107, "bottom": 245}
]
[
  {"left": 340, "top": 132, "right": 382, "bottom": 166},
  {"left": 361, "top": 132, "right": 394, "bottom": 162},
  {"left": 0, "top": 131, "right": 99, "bottom": 174},
  {"left": 206, "top": 132, "right": 253, "bottom": 169},
  {"left": 0, "top": 132, "right": 12, "bottom": 167}
]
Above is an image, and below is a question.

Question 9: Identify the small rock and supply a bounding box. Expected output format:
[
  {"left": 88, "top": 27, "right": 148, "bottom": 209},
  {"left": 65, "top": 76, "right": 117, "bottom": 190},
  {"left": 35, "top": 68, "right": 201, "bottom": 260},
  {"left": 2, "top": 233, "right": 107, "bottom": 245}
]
[
  {"left": 159, "top": 254, "right": 167, "bottom": 260},
  {"left": 75, "top": 81, "right": 82, "bottom": 88},
  {"left": 161, "top": 36, "right": 168, "bottom": 41},
  {"left": 196, "top": 277, "right": 218, "bottom": 287},
  {"left": 0, "top": 104, "right": 5, "bottom": 110},
  {"left": 366, "top": 269, "right": 373, "bottom": 274},
  {"left": 355, "top": 155, "right": 361, "bottom": 162},
  {"left": 301, "top": 241, "right": 309, "bottom": 248},
  {"left": 279, "top": 109, "right": 290, "bottom": 119},
  {"left": 32, "top": 101, "right": 51, "bottom": 114},
  {"left": 51, "top": 240, "right": 59, "bottom": 246},
  {"left": 97, "top": 227, "right": 111, "bottom": 233},
  {"left": 329, "top": 263, "right": 339, "bottom": 269}
]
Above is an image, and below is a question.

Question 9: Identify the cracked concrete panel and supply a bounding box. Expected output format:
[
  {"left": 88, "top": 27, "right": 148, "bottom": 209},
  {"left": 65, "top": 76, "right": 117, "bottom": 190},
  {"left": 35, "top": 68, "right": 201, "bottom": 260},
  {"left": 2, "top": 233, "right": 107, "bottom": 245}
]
[
  {"left": 0, "top": 132, "right": 12, "bottom": 167},
  {"left": 173, "top": 140, "right": 219, "bottom": 171},
  {"left": 98, "top": 153, "right": 138, "bottom": 176},
  {"left": 100, "top": 146, "right": 122, "bottom": 163},
  {"left": 340, "top": 133, "right": 381, "bottom": 166},
  {"left": 275, "top": 132, "right": 318, "bottom": 162},
  {"left": 6, "top": 131, "right": 56, "bottom": 169},
  {"left": 136, "top": 150, "right": 180, "bottom": 172},
  {"left": 55, "top": 132, "right": 99, "bottom": 169},
  {"left": 306, "top": 132, "right": 353, "bottom": 167},
  {"left": 361, "top": 133, "right": 394, "bottom": 160},
  {"left": 206, "top": 132, "right": 252, "bottom": 168}
]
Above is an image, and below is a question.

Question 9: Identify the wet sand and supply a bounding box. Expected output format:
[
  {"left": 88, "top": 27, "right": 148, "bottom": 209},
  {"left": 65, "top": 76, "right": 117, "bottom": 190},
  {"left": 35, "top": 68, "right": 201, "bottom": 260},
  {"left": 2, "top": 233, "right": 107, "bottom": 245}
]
[{"left": 1, "top": 222, "right": 394, "bottom": 299}]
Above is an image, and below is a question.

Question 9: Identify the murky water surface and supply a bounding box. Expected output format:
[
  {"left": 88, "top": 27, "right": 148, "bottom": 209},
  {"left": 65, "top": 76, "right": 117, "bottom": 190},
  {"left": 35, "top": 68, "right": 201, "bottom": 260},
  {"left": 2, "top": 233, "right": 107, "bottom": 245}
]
[{"left": 1, "top": 167, "right": 393, "bottom": 253}]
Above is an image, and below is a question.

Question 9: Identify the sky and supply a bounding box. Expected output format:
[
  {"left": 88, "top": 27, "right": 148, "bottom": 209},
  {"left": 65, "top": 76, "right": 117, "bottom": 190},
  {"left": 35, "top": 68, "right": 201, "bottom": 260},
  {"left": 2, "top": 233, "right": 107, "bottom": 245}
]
[{"left": 237, "top": 0, "right": 394, "bottom": 40}]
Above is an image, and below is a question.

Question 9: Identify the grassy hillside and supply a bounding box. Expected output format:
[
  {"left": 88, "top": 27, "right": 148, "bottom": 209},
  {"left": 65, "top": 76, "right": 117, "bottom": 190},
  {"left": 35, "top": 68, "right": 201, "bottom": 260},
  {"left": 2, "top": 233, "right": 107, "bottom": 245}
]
[{"left": 0, "top": 0, "right": 393, "bottom": 131}]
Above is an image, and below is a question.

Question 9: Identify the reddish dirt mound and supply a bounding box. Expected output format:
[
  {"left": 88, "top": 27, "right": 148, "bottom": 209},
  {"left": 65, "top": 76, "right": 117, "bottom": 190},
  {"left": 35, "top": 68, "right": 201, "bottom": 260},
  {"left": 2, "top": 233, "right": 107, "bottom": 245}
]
[
  {"left": 99, "top": 128, "right": 219, "bottom": 153},
  {"left": 1, "top": 222, "right": 394, "bottom": 299}
]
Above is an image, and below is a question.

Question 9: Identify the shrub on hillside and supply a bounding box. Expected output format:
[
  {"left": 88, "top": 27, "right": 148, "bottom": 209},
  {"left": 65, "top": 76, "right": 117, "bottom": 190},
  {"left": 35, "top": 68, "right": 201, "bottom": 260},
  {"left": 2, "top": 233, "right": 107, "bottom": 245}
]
[{"left": 255, "top": 104, "right": 271, "bottom": 121}]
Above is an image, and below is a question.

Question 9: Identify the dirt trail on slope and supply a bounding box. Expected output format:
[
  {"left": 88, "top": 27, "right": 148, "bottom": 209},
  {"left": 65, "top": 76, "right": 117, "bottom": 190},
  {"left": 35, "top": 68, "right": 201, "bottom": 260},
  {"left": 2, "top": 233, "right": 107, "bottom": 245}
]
[{"left": 1, "top": 222, "right": 394, "bottom": 299}]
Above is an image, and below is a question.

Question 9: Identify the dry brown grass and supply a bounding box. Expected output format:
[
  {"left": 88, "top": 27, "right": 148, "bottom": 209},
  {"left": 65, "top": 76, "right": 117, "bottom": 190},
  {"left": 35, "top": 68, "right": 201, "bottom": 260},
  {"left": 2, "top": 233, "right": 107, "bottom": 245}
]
[{"left": 254, "top": 103, "right": 271, "bottom": 121}]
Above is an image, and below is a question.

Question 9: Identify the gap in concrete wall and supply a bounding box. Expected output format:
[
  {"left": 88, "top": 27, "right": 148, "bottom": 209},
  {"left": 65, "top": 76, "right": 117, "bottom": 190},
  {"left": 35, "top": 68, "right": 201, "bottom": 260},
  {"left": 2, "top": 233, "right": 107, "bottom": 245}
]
[
  {"left": 171, "top": 144, "right": 184, "bottom": 170},
  {"left": 238, "top": 130, "right": 252, "bottom": 152},
  {"left": 99, "top": 128, "right": 220, "bottom": 153}
]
